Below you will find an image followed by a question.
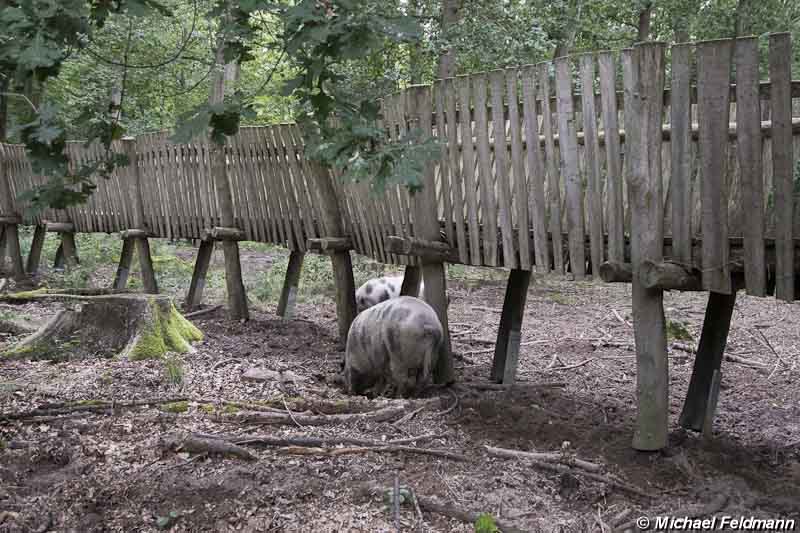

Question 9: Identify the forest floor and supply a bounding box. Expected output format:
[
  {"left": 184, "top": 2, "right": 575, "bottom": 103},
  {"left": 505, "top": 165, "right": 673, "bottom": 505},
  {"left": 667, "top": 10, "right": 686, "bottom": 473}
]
[{"left": 1, "top": 233, "right": 800, "bottom": 532}]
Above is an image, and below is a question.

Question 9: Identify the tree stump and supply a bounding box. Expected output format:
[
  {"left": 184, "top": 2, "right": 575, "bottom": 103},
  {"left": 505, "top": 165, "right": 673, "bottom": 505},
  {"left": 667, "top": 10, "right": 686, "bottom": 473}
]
[{"left": 1, "top": 294, "right": 202, "bottom": 361}]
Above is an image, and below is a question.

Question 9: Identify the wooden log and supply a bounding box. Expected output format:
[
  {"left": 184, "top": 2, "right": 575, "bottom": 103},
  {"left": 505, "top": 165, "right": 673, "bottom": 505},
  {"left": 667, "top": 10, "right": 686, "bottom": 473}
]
[
  {"left": 769, "top": 33, "right": 794, "bottom": 301},
  {"left": 735, "top": 37, "right": 766, "bottom": 297},
  {"left": 639, "top": 260, "right": 701, "bottom": 291},
  {"left": 598, "top": 261, "right": 633, "bottom": 283},
  {"left": 679, "top": 290, "right": 736, "bottom": 432},
  {"left": 399, "top": 265, "right": 422, "bottom": 297},
  {"left": 133, "top": 237, "right": 158, "bottom": 294},
  {"left": 53, "top": 242, "right": 65, "bottom": 270},
  {"left": 45, "top": 222, "right": 76, "bottom": 234},
  {"left": 277, "top": 250, "right": 304, "bottom": 319},
  {"left": 112, "top": 237, "right": 135, "bottom": 290},
  {"left": 306, "top": 237, "right": 353, "bottom": 253},
  {"left": 119, "top": 229, "right": 150, "bottom": 239},
  {"left": 628, "top": 42, "right": 669, "bottom": 451},
  {"left": 697, "top": 38, "right": 733, "bottom": 294},
  {"left": 185, "top": 239, "right": 214, "bottom": 310},
  {"left": 202, "top": 226, "right": 245, "bottom": 241},
  {"left": 385, "top": 235, "right": 456, "bottom": 262},
  {"left": 490, "top": 269, "right": 531, "bottom": 384}
]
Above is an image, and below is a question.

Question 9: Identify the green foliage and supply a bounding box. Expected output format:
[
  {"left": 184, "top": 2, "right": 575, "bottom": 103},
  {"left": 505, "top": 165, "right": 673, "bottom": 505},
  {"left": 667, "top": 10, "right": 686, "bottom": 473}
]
[
  {"left": 474, "top": 513, "right": 500, "bottom": 533},
  {"left": 666, "top": 319, "right": 693, "bottom": 342}
]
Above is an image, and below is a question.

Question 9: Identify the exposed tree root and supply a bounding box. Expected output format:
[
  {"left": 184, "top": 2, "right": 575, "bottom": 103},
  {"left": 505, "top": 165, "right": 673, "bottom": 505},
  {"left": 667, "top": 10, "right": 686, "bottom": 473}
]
[{"left": 0, "top": 397, "right": 190, "bottom": 421}]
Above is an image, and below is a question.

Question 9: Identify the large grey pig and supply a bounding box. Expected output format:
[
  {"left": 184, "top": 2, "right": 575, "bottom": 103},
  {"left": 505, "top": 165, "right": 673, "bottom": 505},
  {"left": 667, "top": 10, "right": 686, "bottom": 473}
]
[
  {"left": 355, "top": 275, "right": 424, "bottom": 313},
  {"left": 344, "top": 296, "right": 442, "bottom": 398}
]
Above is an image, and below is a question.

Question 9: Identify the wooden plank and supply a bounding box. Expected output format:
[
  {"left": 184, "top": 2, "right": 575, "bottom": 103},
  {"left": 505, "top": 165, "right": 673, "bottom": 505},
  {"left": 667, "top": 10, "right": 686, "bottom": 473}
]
[
  {"left": 521, "top": 65, "right": 549, "bottom": 272},
  {"left": 276, "top": 125, "right": 308, "bottom": 250},
  {"left": 696, "top": 38, "right": 733, "bottom": 294},
  {"left": 489, "top": 70, "right": 518, "bottom": 269},
  {"left": 506, "top": 69, "right": 531, "bottom": 271},
  {"left": 456, "top": 75, "right": 482, "bottom": 265},
  {"left": 472, "top": 74, "right": 498, "bottom": 266},
  {"left": 628, "top": 42, "right": 669, "bottom": 451},
  {"left": 444, "top": 78, "right": 468, "bottom": 264},
  {"left": 735, "top": 37, "right": 766, "bottom": 296},
  {"left": 555, "top": 56, "right": 586, "bottom": 278},
  {"left": 669, "top": 43, "right": 693, "bottom": 266},
  {"left": 252, "top": 128, "right": 277, "bottom": 244},
  {"left": 538, "top": 63, "right": 564, "bottom": 273},
  {"left": 262, "top": 127, "right": 289, "bottom": 246},
  {"left": 434, "top": 80, "right": 455, "bottom": 250},
  {"left": 621, "top": 50, "right": 636, "bottom": 237},
  {"left": 598, "top": 51, "right": 624, "bottom": 264},
  {"left": 769, "top": 32, "right": 794, "bottom": 301},
  {"left": 287, "top": 125, "right": 319, "bottom": 243},
  {"left": 579, "top": 53, "right": 605, "bottom": 275}
]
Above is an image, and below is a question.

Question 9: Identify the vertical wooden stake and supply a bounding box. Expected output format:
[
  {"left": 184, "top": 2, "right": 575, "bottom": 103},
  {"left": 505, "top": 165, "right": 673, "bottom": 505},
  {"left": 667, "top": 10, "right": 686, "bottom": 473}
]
[
  {"left": 2, "top": 225, "right": 23, "bottom": 278},
  {"left": 0, "top": 225, "right": 6, "bottom": 272},
  {"left": 222, "top": 240, "right": 248, "bottom": 320},
  {"left": 136, "top": 237, "right": 159, "bottom": 294},
  {"left": 701, "top": 369, "right": 722, "bottom": 441},
  {"left": 113, "top": 237, "right": 135, "bottom": 290},
  {"left": 628, "top": 43, "right": 669, "bottom": 451},
  {"left": 185, "top": 239, "right": 214, "bottom": 310},
  {"left": 330, "top": 250, "right": 356, "bottom": 342},
  {"left": 399, "top": 264, "right": 422, "bottom": 296},
  {"left": 53, "top": 242, "right": 65, "bottom": 270},
  {"left": 491, "top": 269, "right": 532, "bottom": 384},
  {"left": 60, "top": 232, "right": 80, "bottom": 268},
  {"left": 277, "top": 250, "right": 304, "bottom": 318},
  {"left": 679, "top": 290, "right": 736, "bottom": 431},
  {"left": 26, "top": 224, "right": 46, "bottom": 274}
]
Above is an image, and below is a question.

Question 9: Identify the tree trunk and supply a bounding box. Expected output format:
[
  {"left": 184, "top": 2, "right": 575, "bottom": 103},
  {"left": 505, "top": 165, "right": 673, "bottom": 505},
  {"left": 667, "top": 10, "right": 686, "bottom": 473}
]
[
  {"left": 637, "top": 2, "right": 653, "bottom": 42},
  {"left": 553, "top": 0, "right": 583, "bottom": 59},
  {"left": 436, "top": 0, "right": 461, "bottom": 79}
]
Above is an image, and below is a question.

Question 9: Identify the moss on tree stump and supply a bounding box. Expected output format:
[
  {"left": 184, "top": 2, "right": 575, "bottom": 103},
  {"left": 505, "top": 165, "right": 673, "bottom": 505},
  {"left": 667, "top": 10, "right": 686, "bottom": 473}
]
[{"left": 1, "top": 294, "right": 202, "bottom": 362}]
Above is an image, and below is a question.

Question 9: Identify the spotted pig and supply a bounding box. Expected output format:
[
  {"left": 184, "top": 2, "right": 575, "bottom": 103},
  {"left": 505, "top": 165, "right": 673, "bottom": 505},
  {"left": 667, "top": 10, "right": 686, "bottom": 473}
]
[
  {"left": 344, "top": 296, "right": 442, "bottom": 398},
  {"left": 355, "top": 275, "right": 424, "bottom": 313}
]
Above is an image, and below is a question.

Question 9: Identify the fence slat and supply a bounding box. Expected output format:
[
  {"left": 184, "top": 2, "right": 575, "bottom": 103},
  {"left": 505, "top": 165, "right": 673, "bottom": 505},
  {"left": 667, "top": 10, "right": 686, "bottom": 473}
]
[
  {"left": 520, "top": 66, "right": 549, "bottom": 272},
  {"left": 555, "top": 57, "right": 586, "bottom": 278},
  {"left": 490, "top": 70, "right": 518, "bottom": 269},
  {"left": 769, "top": 32, "right": 794, "bottom": 301},
  {"left": 434, "top": 80, "right": 455, "bottom": 250},
  {"left": 444, "top": 78, "right": 468, "bottom": 264},
  {"left": 735, "top": 37, "right": 766, "bottom": 296},
  {"left": 506, "top": 68, "right": 532, "bottom": 271},
  {"left": 457, "top": 75, "right": 483, "bottom": 266},
  {"left": 538, "top": 63, "right": 564, "bottom": 273},
  {"left": 669, "top": 43, "right": 693, "bottom": 266},
  {"left": 579, "top": 53, "right": 605, "bottom": 275},
  {"left": 598, "top": 51, "right": 624, "bottom": 264},
  {"left": 621, "top": 50, "right": 636, "bottom": 237},
  {"left": 696, "top": 38, "right": 733, "bottom": 294},
  {"left": 473, "top": 74, "right": 498, "bottom": 266}
]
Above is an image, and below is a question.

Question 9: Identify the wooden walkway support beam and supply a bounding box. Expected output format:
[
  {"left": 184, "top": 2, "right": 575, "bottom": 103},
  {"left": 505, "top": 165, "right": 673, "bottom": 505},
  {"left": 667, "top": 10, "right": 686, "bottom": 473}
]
[
  {"left": 277, "top": 250, "right": 304, "bottom": 319},
  {"left": 26, "top": 224, "right": 46, "bottom": 274},
  {"left": 490, "top": 269, "right": 531, "bottom": 384},
  {"left": 185, "top": 240, "right": 214, "bottom": 310},
  {"left": 0, "top": 160, "right": 24, "bottom": 279},
  {"left": 113, "top": 237, "right": 135, "bottom": 290},
  {"left": 679, "top": 290, "right": 737, "bottom": 431},
  {"left": 400, "top": 265, "right": 422, "bottom": 297}
]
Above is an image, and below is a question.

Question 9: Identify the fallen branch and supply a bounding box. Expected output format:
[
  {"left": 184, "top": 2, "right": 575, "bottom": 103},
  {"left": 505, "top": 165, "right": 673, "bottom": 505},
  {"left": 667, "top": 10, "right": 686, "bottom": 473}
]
[
  {"left": 279, "top": 444, "right": 467, "bottom": 461},
  {"left": 1, "top": 397, "right": 190, "bottom": 421},
  {"left": 724, "top": 353, "right": 771, "bottom": 374},
  {"left": 438, "top": 389, "right": 460, "bottom": 416},
  {"left": 161, "top": 433, "right": 256, "bottom": 461},
  {"left": 184, "top": 305, "right": 223, "bottom": 320},
  {"left": 392, "top": 404, "right": 426, "bottom": 426},
  {"left": 233, "top": 433, "right": 445, "bottom": 448},
  {"left": 489, "top": 450, "right": 651, "bottom": 499},
  {"left": 224, "top": 405, "right": 407, "bottom": 426},
  {"left": 471, "top": 306, "right": 502, "bottom": 313},
  {"left": 460, "top": 340, "right": 549, "bottom": 356},
  {"left": 546, "top": 358, "right": 595, "bottom": 372},
  {"left": 210, "top": 358, "right": 241, "bottom": 371},
  {"left": 485, "top": 445, "right": 602, "bottom": 473},
  {"left": 614, "top": 493, "right": 727, "bottom": 532}
]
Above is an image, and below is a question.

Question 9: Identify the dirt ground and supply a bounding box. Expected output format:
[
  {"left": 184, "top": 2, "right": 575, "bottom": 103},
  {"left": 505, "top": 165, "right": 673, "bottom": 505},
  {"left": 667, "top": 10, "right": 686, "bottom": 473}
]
[{"left": 2, "top": 249, "right": 800, "bottom": 532}]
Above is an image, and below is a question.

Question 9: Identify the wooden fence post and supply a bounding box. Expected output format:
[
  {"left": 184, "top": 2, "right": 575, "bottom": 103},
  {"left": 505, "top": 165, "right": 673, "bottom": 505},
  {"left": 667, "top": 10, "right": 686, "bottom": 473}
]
[
  {"left": 0, "top": 155, "right": 24, "bottom": 279},
  {"left": 309, "top": 160, "right": 356, "bottom": 344},
  {"left": 399, "top": 264, "right": 422, "bottom": 296},
  {"left": 277, "top": 250, "right": 304, "bottom": 318},
  {"left": 407, "top": 85, "right": 454, "bottom": 385},
  {"left": 185, "top": 240, "right": 214, "bottom": 310},
  {"left": 113, "top": 236, "right": 135, "bottom": 290},
  {"left": 627, "top": 42, "right": 669, "bottom": 451},
  {"left": 491, "top": 269, "right": 531, "bottom": 384},
  {"left": 122, "top": 137, "right": 158, "bottom": 294}
]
